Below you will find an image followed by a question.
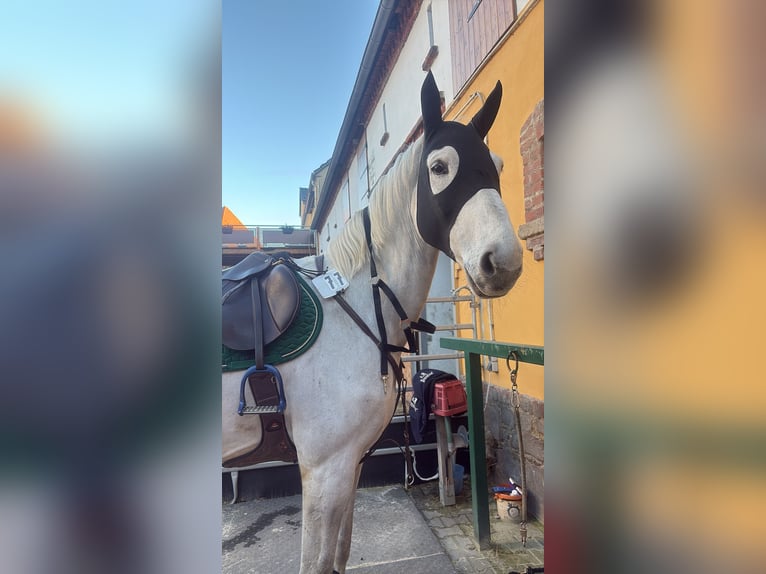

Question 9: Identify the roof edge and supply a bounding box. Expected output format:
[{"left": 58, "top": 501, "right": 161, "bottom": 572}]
[{"left": 311, "top": 0, "right": 399, "bottom": 231}]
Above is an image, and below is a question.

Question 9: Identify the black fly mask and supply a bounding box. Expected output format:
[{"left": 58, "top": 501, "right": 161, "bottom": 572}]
[{"left": 416, "top": 71, "right": 503, "bottom": 259}]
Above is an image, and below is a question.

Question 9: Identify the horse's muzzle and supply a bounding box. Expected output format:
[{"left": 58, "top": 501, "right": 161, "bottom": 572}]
[{"left": 467, "top": 254, "right": 522, "bottom": 298}]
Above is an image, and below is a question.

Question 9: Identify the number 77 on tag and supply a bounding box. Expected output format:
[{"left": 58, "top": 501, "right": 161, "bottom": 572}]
[{"left": 312, "top": 269, "right": 350, "bottom": 298}]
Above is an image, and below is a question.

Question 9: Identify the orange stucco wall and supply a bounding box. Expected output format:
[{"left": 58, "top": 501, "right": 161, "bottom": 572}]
[{"left": 445, "top": 0, "right": 544, "bottom": 399}]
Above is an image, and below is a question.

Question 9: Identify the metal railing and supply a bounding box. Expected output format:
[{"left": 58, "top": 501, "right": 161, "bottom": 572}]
[
  {"left": 222, "top": 224, "right": 316, "bottom": 251},
  {"left": 400, "top": 291, "right": 479, "bottom": 371}
]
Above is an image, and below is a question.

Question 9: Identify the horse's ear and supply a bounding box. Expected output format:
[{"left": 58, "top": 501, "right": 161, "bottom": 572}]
[
  {"left": 421, "top": 71, "right": 442, "bottom": 135},
  {"left": 470, "top": 80, "right": 502, "bottom": 139}
]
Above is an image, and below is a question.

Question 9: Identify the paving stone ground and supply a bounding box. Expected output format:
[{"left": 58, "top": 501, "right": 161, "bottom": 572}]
[
  {"left": 408, "top": 478, "right": 544, "bottom": 574},
  {"left": 222, "top": 477, "right": 544, "bottom": 573}
]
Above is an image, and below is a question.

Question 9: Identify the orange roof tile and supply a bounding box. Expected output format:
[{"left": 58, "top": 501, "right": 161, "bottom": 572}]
[{"left": 222, "top": 206, "right": 246, "bottom": 228}]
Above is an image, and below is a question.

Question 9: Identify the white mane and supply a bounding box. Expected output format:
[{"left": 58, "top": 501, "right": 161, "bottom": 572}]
[{"left": 328, "top": 137, "right": 425, "bottom": 278}]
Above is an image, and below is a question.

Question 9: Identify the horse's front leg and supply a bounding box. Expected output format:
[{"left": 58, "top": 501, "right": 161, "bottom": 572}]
[
  {"left": 298, "top": 459, "right": 358, "bottom": 574},
  {"left": 332, "top": 463, "right": 363, "bottom": 574}
]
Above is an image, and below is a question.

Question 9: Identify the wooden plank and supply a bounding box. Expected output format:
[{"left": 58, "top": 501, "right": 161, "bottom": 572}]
[
  {"left": 504, "top": 0, "right": 514, "bottom": 34},
  {"left": 451, "top": 0, "right": 525, "bottom": 92},
  {"left": 485, "top": 0, "right": 496, "bottom": 41},
  {"left": 466, "top": 7, "right": 475, "bottom": 82},
  {"left": 478, "top": 1, "right": 489, "bottom": 63},
  {"left": 435, "top": 416, "right": 455, "bottom": 506},
  {"left": 449, "top": 0, "right": 462, "bottom": 93},
  {"left": 486, "top": 0, "right": 500, "bottom": 55}
]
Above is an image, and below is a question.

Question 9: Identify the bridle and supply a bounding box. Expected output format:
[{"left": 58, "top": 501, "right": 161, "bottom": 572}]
[{"left": 332, "top": 206, "right": 435, "bottom": 388}]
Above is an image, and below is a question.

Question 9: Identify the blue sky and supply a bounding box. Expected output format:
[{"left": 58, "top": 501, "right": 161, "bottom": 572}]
[{"left": 223, "top": 0, "right": 379, "bottom": 226}]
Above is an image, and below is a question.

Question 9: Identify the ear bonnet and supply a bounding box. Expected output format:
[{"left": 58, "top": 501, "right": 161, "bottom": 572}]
[{"left": 416, "top": 71, "right": 503, "bottom": 259}]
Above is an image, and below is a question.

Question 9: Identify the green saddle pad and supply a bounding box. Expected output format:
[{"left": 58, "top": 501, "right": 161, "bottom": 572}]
[{"left": 222, "top": 272, "right": 323, "bottom": 372}]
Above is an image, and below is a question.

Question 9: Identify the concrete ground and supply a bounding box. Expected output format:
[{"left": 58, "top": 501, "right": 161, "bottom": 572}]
[{"left": 222, "top": 478, "right": 544, "bottom": 574}]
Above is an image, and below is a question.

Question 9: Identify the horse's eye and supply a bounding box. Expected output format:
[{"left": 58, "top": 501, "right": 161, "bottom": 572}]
[{"left": 431, "top": 161, "right": 448, "bottom": 176}]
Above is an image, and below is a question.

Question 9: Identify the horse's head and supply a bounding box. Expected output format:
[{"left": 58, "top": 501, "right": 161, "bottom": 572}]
[{"left": 415, "top": 71, "right": 523, "bottom": 298}]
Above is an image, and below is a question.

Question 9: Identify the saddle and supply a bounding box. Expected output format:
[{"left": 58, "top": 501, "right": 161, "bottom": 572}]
[
  {"left": 222, "top": 252, "right": 301, "bottom": 368},
  {"left": 223, "top": 251, "right": 303, "bottom": 419},
  {"left": 222, "top": 252, "right": 320, "bottom": 468}
]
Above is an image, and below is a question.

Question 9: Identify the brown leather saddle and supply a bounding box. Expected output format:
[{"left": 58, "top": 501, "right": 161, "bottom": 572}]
[
  {"left": 222, "top": 252, "right": 300, "bottom": 364},
  {"left": 223, "top": 252, "right": 301, "bottom": 416}
]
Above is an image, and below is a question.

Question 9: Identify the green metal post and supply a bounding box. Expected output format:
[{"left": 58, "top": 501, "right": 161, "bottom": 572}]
[
  {"left": 463, "top": 349, "right": 490, "bottom": 549},
  {"left": 439, "top": 337, "right": 544, "bottom": 549}
]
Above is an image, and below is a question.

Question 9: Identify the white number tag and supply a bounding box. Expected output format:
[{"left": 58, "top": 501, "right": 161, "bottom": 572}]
[{"left": 312, "top": 269, "right": 350, "bottom": 298}]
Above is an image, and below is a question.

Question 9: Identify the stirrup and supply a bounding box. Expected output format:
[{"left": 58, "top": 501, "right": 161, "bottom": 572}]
[{"left": 237, "top": 364, "right": 286, "bottom": 415}]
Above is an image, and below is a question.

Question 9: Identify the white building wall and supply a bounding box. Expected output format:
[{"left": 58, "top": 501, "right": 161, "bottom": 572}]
[
  {"left": 319, "top": 156, "right": 357, "bottom": 254},
  {"left": 365, "top": 1, "right": 453, "bottom": 191},
  {"left": 318, "top": 209, "right": 332, "bottom": 255}
]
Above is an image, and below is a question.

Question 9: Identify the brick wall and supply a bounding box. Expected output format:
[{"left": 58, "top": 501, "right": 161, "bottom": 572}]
[
  {"left": 518, "top": 99, "right": 544, "bottom": 261},
  {"left": 483, "top": 383, "right": 544, "bottom": 520}
]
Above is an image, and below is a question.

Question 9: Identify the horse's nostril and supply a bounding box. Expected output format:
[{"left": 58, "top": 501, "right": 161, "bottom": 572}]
[{"left": 480, "top": 252, "right": 496, "bottom": 276}]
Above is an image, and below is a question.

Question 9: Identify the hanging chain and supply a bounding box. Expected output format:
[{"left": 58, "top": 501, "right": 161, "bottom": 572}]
[
  {"left": 519, "top": 520, "right": 528, "bottom": 547},
  {"left": 509, "top": 352, "right": 520, "bottom": 410},
  {"left": 507, "top": 351, "right": 528, "bottom": 546}
]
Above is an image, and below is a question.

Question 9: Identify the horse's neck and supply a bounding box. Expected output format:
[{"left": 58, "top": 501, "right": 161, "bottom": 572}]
[
  {"left": 329, "top": 139, "right": 438, "bottom": 346},
  {"left": 375, "top": 216, "right": 437, "bottom": 321}
]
